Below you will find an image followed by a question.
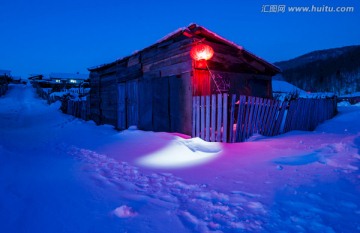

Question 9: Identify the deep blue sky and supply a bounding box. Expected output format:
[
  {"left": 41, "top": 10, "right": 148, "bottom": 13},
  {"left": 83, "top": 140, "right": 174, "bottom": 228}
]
[{"left": 1, "top": 0, "right": 359, "bottom": 77}]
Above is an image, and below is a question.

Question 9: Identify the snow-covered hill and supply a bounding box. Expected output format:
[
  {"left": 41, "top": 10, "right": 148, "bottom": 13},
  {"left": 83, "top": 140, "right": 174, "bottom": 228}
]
[
  {"left": 275, "top": 45, "right": 359, "bottom": 71},
  {"left": 1, "top": 85, "right": 360, "bottom": 232},
  {"left": 274, "top": 45, "right": 360, "bottom": 95}
]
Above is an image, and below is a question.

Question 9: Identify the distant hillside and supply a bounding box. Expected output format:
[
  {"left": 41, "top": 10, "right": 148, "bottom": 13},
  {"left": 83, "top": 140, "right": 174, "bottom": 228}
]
[{"left": 274, "top": 45, "right": 360, "bottom": 95}]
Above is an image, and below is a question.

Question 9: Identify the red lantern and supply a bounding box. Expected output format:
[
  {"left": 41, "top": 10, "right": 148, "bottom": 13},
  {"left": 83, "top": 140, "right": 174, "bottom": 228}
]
[{"left": 190, "top": 43, "right": 214, "bottom": 61}]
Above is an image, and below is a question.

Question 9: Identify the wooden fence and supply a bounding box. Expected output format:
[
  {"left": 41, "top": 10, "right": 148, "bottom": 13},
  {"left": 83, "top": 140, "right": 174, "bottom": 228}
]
[
  {"left": 65, "top": 99, "right": 91, "bottom": 121},
  {"left": 0, "top": 84, "right": 7, "bottom": 96},
  {"left": 192, "top": 94, "right": 337, "bottom": 143},
  {"left": 36, "top": 87, "right": 51, "bottom": 102},
  {"left": 34, "top": 85, "right": 91, "bottom": 121},
  {"left": 283, "top": 98, "right": 337, "bottom": 133}
]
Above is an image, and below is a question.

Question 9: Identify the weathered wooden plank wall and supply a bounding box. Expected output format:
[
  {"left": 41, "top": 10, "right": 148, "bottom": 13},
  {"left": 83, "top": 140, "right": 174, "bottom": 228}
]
[
  {"left": 168, "top": 72, "right": 193, "bottom": 135},
  {"left": 90, "top": 35, "right": 193, "bottom": 135},
  {"left": 117, "top": 83, "right": 126, "bottom": 130}
]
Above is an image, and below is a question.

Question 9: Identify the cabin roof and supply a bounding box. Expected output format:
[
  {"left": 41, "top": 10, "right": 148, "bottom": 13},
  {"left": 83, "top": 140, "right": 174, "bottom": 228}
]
[
  {"left": 49, "top": 73, "right": 89, "bottom": 80},
  {"left": 88, "top": 24, "right": 280, "bottom": 73},
  {"left": 0, "top": 70, "right": 11, "bottom": 76}
]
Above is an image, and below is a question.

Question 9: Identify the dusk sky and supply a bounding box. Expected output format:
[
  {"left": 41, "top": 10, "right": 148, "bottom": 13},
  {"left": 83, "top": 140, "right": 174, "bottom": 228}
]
[{"left": 1, "top": 0, "right": 359, "bottom": 77}]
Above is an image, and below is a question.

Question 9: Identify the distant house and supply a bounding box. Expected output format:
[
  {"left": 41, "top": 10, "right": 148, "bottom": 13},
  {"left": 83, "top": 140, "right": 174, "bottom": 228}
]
[
  {"left": 0, "top": 70, "right": 11, "bottom": 83},
  {"left": 88, "top": 24, "right": 280, "bottom": 135},
  {"left": 49, "top": 73, "right": 89, "bottom": 85},
  {"left": 31, "top": 73, "right": 90, "bottom": 95}
]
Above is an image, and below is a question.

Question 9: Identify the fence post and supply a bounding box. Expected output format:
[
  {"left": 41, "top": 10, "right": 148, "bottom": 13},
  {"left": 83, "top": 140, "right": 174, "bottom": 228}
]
[
  {"left": 229, "top": 94, "right": 236, "bottom": 143},
  {"left": 200, "top": 96, "right": 205, "bottom": 140},
  {"left": 222, "top": 94, "right": 228, "bottom": 143},
  {"left": 261, "top": 99, "right": 271, "bottom": 135},
  {"left": 196, "top": 96, "right": 200, "bottom": 137},
  {"left": 192, "top": 97, "right": 196, "bottom": 137},
  {"left": 211, "top": 95, "right": 216, "bottom": 142},
  {"left": 272, "top": 101, "right": 287, "bottom": 136},
  {"left": 251, "top": 97, "right": 260, "bottom": 134},
  {"left": 205, "top": 96, "right": 210, "bottom": 142},
  {"left": 235, "top": 95, "right": 246, "bottom": 142},
  {"left": 242, "top": 96, "right": 251, "bottom": 140},
  {"left": 216, "top": 94, "right": 222, "bottom": 142}
]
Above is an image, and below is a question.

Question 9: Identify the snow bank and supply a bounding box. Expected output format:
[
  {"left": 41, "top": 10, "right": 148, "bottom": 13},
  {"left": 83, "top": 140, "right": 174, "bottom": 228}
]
[
  {"left": 137, "top": 137, "right": 221, "bottom": 168},
  {"left": 50, "top": 91, "right": 68, "bottom": 97},
  {"left": 113, "top": 205, "right": 137, "bottom": 218},
  {"left": 49, "top": 100, "right": 62, "bottom": 110},
  {"left": 338, "top": 101, "right": 351, "bottom": 107}
]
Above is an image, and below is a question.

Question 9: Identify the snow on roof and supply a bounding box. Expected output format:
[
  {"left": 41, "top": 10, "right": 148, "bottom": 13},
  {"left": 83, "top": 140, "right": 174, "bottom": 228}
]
[
  {"left": 155, "top": 27, "right": 185, "bottom": 44},
  {"left": 193, "top": 24, "right": 244, "bottom": 51},
  {"left": 49, "top": 73, "right": 88, "bottom": 80},
  {"left": 88, "top": 28, "right": 186, "bottom": 71},
  {"left": 89, "top": 23, "right": 280, "bottom": 73},
  {"left": 189, "top": 24, "right": 280, "bottom": 72}
]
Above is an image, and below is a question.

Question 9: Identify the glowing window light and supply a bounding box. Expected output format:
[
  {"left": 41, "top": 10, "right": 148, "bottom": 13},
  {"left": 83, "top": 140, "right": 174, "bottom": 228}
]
[
  {"left": 190, "top": 43, "right": 214, "bottom": 61},
  {"left": 70, "top": 79, "right": 77, "bottom": 83}
]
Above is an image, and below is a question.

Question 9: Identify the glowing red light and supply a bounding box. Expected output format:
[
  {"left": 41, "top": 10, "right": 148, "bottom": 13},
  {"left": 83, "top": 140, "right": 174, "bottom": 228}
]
[{"left": 190, "top": 43, "right": 214, "bottom": 61}]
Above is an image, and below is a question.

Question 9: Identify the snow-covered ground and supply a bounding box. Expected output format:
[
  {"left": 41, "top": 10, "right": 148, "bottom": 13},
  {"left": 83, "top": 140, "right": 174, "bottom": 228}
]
[
  {"left": 272, "top": 80, "right": 335, "bottom": 99},
  {"left": 1, "top": 84, "right": 359, "bottom": 233}
]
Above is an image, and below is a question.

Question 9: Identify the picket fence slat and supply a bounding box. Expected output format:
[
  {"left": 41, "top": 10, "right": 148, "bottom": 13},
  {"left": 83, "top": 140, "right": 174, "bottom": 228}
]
[
  {"left": 222, "top": 94, "right": 228, "bottom": 143},
  {"left": 242, "top": 96, "right": 250, "bottom": 141},
  {"left": 205, "top": 96, "right": 211, "bottom": 142},
  {"left": 235, "top": 96, "right": 246, "bottom": 142},
  {"left": 273, "top": 101, "right": 287, "bottom": 135},
  {"left": 252, "top": 97, "right": 260, "bottom": 133},
  {"left": 192, "top": 97, "right": 196, "bottom": 137},
  {"left": 229, "top": 94, "right": 236, "bottom": 143},
  {"left": 200, "top": 96, "right": 205, "bottom": 139},
  {"left": 196, "top": 96, "right": 200, "bottom": 137},
  {"left": 211, "top": 95, "right": 216, "bottom": 142},
  {"left": 216, "top": 94, "right": 223, "bottom": 142}
]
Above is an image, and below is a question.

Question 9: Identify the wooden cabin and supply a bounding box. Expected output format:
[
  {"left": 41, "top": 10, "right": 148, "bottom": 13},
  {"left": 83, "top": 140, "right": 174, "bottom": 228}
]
[{"left": 88, "top": 24, "right": 280, "bottom": 135}]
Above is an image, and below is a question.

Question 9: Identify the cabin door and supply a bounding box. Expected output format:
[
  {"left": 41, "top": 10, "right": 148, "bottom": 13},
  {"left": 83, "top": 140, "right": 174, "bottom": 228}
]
[
  {"left": 117, "top": 83, "right": 126, "bottom": 130},
  {"left": 126, "top": 79, "right": 139, "bottom": 127},
  {"left": 117, "top": 80, "right": 139, "bottom": 130}
]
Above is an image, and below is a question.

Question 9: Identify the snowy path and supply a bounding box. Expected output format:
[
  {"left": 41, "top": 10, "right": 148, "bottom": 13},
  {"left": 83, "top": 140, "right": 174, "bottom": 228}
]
[
  {"left": 1, "top": 84, "right": 360, "bottom": 233},
  {"left": 0, "top": 85, "right": 127, "bottom": 233}
]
